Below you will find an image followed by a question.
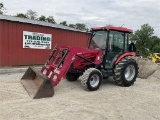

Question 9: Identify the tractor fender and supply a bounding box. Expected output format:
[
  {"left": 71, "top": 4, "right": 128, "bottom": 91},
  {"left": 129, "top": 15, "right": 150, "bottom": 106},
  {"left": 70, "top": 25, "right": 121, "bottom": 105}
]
[{"left": 115, "top": 52, "right": 136, "bottom": 65}]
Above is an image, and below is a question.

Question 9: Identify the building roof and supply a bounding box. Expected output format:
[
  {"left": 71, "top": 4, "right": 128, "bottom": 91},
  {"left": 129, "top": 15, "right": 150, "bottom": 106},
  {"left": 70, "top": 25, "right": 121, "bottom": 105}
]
[
  {"left": 92, "top": 26, "right": 133, "bottom": 33},
  {"left": 0, "top": 14, "right": 86, "bottom": 33}
]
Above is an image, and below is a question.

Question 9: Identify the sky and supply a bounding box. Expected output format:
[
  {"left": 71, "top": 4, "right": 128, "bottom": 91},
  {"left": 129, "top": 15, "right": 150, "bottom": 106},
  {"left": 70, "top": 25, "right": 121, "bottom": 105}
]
[{"left": 1, "top": 0, "right": 160, "bottom": 36}]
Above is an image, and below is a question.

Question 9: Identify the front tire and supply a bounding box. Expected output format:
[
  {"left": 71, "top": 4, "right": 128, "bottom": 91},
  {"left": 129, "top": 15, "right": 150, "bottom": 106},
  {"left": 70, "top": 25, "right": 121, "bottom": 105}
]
[
  {"left": 80, "top": 68, "right": 103, "bottom": 91},
  {"left": 114, "top": 57, "right": 138, "bottom": 87}
]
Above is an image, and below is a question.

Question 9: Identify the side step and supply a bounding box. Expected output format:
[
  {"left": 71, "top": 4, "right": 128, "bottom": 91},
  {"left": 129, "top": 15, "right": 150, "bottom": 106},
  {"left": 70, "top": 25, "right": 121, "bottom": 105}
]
[{"left": 21, "top": 67, "right": 54, "bottom": 99}]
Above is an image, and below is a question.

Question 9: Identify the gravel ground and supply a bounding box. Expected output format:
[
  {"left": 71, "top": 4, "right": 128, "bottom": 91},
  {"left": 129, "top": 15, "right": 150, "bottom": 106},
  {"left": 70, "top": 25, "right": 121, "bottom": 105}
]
[{"left": 0, "top": 67, "right": 160, "bottom": 120}]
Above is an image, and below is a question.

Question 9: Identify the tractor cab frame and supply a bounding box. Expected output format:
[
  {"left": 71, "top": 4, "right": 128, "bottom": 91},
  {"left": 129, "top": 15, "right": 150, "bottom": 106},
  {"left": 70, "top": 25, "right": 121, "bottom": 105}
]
[{"left": 89, "top": 26, "right": 134, "bottom": 69}]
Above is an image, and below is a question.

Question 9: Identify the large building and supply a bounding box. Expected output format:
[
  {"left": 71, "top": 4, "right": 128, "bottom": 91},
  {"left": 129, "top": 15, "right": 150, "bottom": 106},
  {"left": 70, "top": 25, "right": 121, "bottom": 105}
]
[{"left": 0, "top": 15, "right": 90, "bottom": 66}]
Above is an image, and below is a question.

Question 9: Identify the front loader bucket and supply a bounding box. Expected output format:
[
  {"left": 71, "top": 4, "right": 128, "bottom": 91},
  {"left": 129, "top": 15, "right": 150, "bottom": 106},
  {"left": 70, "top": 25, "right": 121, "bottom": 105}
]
[{"left": 21, "top": 67, "right": 54, "bottom": 99}]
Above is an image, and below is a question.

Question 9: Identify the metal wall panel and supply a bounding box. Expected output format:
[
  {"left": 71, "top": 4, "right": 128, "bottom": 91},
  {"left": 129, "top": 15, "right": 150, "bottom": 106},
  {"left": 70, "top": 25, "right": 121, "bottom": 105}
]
[{"left": 0, "top": 20, "right": 90, "bottom": 66}]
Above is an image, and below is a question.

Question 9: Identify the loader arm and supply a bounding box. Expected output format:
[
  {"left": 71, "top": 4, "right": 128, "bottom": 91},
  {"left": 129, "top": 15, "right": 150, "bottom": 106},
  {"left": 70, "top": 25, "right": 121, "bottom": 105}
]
[
  {"left": 41, "top": 46, "right": 102, "bottom": 87},
  {"left": 41, "top": 47, "right": 75, "bottom": 87}
]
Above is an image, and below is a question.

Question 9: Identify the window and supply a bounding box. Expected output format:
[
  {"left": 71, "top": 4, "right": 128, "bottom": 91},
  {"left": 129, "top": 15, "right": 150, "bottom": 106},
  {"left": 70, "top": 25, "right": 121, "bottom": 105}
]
[
  {"left": 89, "top": 31, "right": 107, "bottom": 50},
  {"left": 108, "top": 31, "right": 125, "bottom": 53}
]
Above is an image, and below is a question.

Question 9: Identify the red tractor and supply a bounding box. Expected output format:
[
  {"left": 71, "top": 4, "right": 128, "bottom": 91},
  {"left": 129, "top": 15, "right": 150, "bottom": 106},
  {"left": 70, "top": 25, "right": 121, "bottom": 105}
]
[{"left": 21, "top": 26, "right": 138, "bottom": 99}]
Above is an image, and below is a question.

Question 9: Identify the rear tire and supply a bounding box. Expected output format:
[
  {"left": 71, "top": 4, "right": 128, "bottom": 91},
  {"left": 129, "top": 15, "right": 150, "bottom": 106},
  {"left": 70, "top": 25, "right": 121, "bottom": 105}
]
[
  {"left": 66, "top": 73, "right": 79, "bottom": 81},
  {"left": 114, "top": 57, "right": 138, "bottom": 87},
  {"left": 79, "top": 68, "right": 103, "bottom": 91}
]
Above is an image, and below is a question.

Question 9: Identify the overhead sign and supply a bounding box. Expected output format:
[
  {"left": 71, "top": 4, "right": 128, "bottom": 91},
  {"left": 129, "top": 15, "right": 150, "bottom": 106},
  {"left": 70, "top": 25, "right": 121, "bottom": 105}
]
[{"left": 23, "top": 31, "right": 52, "bottom": 49}]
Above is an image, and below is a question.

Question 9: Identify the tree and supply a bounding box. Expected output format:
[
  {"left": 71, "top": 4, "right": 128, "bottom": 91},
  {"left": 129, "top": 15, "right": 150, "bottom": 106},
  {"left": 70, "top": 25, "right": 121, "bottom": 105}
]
[
  {"left": 46, "top": 16, "right": 56, "bottom": 24},
  {"left": 68, "top": 23, "right": 88, "bottom": 31},
  {"left": 59, "top": 21, "right": 68, "bottom": 26},
  {"left": 0, "top": 2, "right": 6, "bottom": 14},
  {"left": 75, "top": 23, "right": 88, "bottom": 31},
  {"left": 38, "top": 15, "right": 46, "bottom": 22},
  {"left": 26, "top": 9, "right": 37, "bottom": 20},
  {"left": 15, "top": 13, "right": 27, "bottom": 18},
  {"left": 69, "top": 24, "right": 76, "bottom": 28},
  {"left": 149, "top": 36, "right": 160, "bottom": 53},
  {"left": 130, "top": 24, "right": 154, "bottom": 57}
]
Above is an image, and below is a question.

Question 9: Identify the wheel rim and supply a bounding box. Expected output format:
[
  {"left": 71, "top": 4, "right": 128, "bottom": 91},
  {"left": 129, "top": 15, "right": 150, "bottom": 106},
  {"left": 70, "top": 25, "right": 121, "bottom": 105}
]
[
  {"left": 90, "top": 74, "right": 99, "bottom": 87},
  {"left": 124, "top": 65, "right": 136, "bottom": 81}
]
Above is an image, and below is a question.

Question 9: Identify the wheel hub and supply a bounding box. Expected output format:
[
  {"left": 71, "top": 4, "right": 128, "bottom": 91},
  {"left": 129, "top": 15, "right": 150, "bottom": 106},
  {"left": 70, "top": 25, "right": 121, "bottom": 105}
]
[
  {"left": 90, "top": 74, "right": 99, "bottom": 87},
  {"left": 124, "top": 65, "right": 136, "bottom": 81}
]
